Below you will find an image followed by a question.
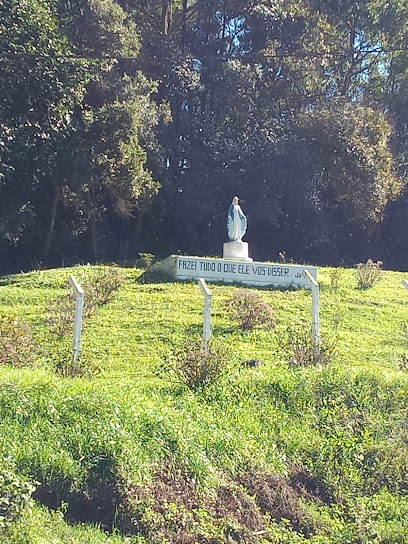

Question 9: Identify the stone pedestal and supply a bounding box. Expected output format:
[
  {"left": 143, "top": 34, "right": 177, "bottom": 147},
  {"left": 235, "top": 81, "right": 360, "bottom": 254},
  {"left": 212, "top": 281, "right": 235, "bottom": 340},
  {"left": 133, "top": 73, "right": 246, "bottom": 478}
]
[{"left": 223, "top": 241, "right": 253, "bottom": 262}]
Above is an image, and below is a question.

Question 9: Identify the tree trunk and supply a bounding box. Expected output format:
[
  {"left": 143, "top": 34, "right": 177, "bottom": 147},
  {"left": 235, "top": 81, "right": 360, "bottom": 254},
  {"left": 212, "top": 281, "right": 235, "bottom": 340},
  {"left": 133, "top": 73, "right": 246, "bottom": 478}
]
[
  {"left": 134, "top": 209, "right": 145, "bottom": 245},
  {"left": 181, "top": 0, "right": 187, "bottom": 49},
  {"left": 89, "top": 214, "right": 98, "bottom": 262},
  {"left": 42, "top": 183, "right": 59, "bottom": 265},
  {"left": 85, "top": 190, "right": 98, "bottom": 261},
  {"left": 162, "top": 0, "right": 173, "bottom": 35}
]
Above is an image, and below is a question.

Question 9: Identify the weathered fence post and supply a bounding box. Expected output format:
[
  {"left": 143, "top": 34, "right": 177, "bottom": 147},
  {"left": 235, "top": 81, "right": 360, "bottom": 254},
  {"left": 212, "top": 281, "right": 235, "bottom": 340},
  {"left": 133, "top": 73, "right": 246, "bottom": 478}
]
[
  {"left": 68, "top": 274, "right": 84, "bottom": 364},
  {"left": 303, "top": 270, "right": 320, "bottom": 344},
  {"left": 198, "top": 278, "right": 212, "bottom": 354}
]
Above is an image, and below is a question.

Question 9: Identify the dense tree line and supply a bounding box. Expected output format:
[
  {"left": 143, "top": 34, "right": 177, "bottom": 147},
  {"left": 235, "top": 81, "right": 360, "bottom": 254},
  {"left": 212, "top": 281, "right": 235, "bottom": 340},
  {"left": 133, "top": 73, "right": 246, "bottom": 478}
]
[{"left": 1, "top": 0, "right": 408, "bottom": 272}]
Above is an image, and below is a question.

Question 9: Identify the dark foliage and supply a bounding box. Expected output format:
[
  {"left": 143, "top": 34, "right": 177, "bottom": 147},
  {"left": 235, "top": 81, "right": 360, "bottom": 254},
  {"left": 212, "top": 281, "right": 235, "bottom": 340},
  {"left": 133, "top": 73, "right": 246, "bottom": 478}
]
[{"left": 1, "top": 0, "right": 408, "bottom": 270}]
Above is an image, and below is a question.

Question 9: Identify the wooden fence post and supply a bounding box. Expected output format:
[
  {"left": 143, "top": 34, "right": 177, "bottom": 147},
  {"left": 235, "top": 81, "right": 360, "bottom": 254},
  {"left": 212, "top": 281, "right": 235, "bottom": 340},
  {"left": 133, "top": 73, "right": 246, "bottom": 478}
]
[
  {"left": 198, "top": 278, "right": 212, "bottom": 354},
  {"left": 303, "top": 270, "right": 320, "bottom": 344},
  {"left": 68, "top": 275, "right": 85, "bottom": 364}
]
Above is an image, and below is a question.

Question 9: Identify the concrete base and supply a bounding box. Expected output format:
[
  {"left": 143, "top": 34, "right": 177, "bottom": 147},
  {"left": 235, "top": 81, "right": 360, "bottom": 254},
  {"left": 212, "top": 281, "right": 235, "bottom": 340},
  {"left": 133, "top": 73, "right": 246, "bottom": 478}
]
[{"left": 223, "top": 241, "right": 252, "bottom": 262}]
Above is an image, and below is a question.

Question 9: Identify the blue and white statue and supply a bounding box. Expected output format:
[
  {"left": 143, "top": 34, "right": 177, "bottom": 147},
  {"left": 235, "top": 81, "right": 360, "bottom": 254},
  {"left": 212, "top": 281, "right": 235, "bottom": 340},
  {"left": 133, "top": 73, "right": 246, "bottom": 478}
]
[{"left": 227, "top": 196, "right": 247, "bottom": 241}]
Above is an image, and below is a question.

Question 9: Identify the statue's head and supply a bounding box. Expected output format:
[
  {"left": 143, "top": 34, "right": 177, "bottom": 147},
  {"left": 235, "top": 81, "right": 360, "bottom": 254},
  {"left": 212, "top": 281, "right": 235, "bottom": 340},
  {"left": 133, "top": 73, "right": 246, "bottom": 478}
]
[{"left": 232, "top": 196, "right": 239, "bottom": 205}]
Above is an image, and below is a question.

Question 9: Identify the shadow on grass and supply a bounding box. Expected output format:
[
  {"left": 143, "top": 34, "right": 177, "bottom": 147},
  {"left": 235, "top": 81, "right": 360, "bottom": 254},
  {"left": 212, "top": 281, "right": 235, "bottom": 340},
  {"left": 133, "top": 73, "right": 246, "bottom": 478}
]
[
  {"left": 183, "top": 323, "right": 239, "bottom": 337},
  {"left": 136, "top": 270, "right": 177, "bottom": 285},
  {"left": 33, "top": 454, "right": 123, "bottom": 533},
  {"left": 32, "top": 449, "right": 337, "bottom": 540}
]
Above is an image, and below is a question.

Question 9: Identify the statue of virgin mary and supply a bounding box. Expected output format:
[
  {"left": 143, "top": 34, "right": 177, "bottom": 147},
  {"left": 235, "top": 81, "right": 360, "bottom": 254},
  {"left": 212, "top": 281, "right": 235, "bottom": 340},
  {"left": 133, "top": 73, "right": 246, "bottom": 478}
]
[{"left": 227, "top": 196, "right": 247, "bottom": 241}]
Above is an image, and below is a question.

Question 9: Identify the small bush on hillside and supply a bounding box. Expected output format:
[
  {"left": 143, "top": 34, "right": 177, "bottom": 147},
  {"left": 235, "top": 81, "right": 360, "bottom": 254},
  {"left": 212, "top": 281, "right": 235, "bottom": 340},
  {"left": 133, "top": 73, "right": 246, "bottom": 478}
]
[
  {"left": 84, "top": 266, "right": 125, "bottom": 310},
  {"left": 396, "top": 354, "right": 408, "bottom": 372},
  {"left": 137, "top": 252, "right": 155, "bottom": 271},
  {"left": 279, "top": 323, "right": 335, "bottom": 367},
  {"left": 47, "top": 266, "right": 125, "bottom": 337},
  {"left": 400, "top": 322, "right": 408, "bottom": 347},
  {"left": 50, "top": 340, "right": 100, "bottom": 378},
  {"left": 355, "top": 259, "right": 383, "bottom": 289},
  {"left": 47, "top": 292, "right": 75, "bottom": 337},
  {"left": 47, "top": 266, "right": 123, "bottom": 376},
  {"left": 0, "top": 312, "right": 37, "bottom": 367},
  {"left": 159, "top": 340, "right": 229, "bottom": 391},
  {"left": 225, "top": 289, "right": 276, "bottom": 331},
  {"left": 0, "top": 468, "right": 36, "bottom": 529},
  {"left": 330, "top": 267, "right": 344, "bottom": 291},
  {"left": 137, "top": 252, "right": 156, "bottom": 283}
]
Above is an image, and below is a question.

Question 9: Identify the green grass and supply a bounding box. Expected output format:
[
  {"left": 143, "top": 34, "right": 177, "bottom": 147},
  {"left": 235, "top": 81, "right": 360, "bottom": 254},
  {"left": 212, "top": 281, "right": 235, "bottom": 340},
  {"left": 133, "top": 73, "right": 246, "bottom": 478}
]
[{"left": 1, "top": 264, "right": 408, "bottom": 542}]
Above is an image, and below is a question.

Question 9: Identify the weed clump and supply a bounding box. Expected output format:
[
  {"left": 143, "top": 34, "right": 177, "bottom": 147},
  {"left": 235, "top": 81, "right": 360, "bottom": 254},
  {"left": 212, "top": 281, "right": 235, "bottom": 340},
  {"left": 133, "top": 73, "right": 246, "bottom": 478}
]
[
  {"left": 279, "top": 323, "right": 335, "bottom": 367},
  {"left": 397, "top": 321, "right": 408, "bottom": 371},
  {"left": 239, "top": 468, "right": 328, "bottom": 537},
  {"left": 84, "top": 266, "right": 125, "bottom": 309},
  {"left": 46, "top": 266, "right": 124, "bottom": 375},
  {"left": 49, "top": 341, "right": 100, "bottom": 378},
  {"left": 137, "top": 252, "right": 155, "bottom": 272},
  {"left": 225, "top": 289, "right": 276, "bottom": 331},
  {"left": 120, "top": 463, "right": 267, "bottom": 542},
  {"left": 396, "top": 354, "right": 408, "bottom": 372},
  {"left": 329, "top": 267, "right": 344, "bottom": 291},
  {"left": 47, "top": 266, "right": 125, "bottom": 338},
  {"left": 47, "top": 293, "right": 75, "bottom": 337},
  {"left": 355, "top": 259, "right": 383, "bottom": 289},
  {"left": 159, "top": 340, "right": 229, "bottom": 391},
  {"left": 0, "top": 312, "right": 37, "bottom": 367}
]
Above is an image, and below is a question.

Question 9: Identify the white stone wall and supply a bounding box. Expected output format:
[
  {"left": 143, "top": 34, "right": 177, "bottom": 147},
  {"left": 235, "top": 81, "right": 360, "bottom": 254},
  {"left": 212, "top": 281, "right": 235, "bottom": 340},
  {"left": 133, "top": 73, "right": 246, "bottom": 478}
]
[{"left": 157, "top": 255, "right": 317, "bottom": 289}]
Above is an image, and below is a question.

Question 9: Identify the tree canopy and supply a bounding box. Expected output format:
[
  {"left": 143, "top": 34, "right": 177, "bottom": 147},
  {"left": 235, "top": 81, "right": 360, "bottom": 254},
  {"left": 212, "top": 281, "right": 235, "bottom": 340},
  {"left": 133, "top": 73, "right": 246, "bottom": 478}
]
[{"left": 0, "top": 0, "right": 407, "bottom": 270}]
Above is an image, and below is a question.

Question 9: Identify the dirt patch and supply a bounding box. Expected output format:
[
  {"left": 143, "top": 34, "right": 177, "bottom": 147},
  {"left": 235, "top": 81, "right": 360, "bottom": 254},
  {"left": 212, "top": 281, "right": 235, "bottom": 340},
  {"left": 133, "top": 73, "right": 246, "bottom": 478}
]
[
  {"left": 34, "top": 460, "right": 331, "bottom": 542},
  {"left": 213, "top": 485, "right": 266, "bottom": 542},
  {"left": 34, "top": 476, "right": 121, "bottom": 531},
  {"left": 146, "top": 464, "right": 200, "bottom": 511},
  {"left": 240, "top": 471, "right": 304, "bottom": 529},
  {"left": 119, "top": 462, "right": 269, "bottom": 543},
  {"left": 117, "top": 463, "right": 200, "bottom": 539},
  {"left": 290, "top": 468, "right": 335, "bottom": 505},
  {"left": 239, "top": 467, "right": 331, "bottom": 537}
]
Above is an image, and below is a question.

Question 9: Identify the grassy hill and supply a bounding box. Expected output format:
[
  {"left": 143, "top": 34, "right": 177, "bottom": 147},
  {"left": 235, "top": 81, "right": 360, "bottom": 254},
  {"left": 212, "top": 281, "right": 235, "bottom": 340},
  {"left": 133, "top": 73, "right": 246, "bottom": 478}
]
[{"left": 1, "top": 264, "right": 408, "bottom": 543}]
